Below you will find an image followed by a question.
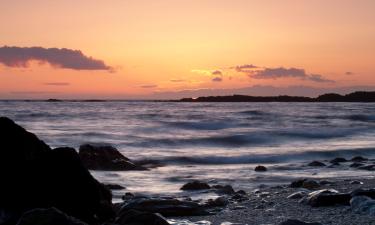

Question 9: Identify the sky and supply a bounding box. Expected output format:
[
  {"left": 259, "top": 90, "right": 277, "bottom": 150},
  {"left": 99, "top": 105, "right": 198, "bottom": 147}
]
[{"left": 0, "top": 0, "right": 374, "bottom": 99}]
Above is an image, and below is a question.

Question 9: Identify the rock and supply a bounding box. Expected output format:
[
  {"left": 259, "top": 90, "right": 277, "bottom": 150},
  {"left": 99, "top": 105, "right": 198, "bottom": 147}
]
[
  {"left": 351, "top": 188, "right": 375, "bottom": 199},
  {"left": 287, "top": 191, "right": 307, "bottom": 199},
  {"left": 301, "top": 189, "right": 351, "bottom": 207},
  {"left": 211, "top": 185, "right": 235, "bottom": 194},
  {"left": 307, "top": 161, "right": 326, "bottom": 167},
  {"left": 301, "top": 180, "right": 320, "bottom": 190},
  {"left": 350, "top": 196, "right": 375, "bottom": 216},
  {"left": 350, "top": 180, "right": 363, "bottom": 185},
  {"left": 0, "top": 118, "right": 114, "bottom": 224},
  {"left": 105, "top": 184, "right": 126, "bottom": 190},
  {"left": 180, "top": 181, "right": 211, "bottom": 190},
  {"left": 254, "top": 165, "right": 267, "bottom": 172},
  {"left": 79, "top": 144, "right": 145, "bottom": 171},
  {"left": 236, "top": 190, "right": 247, "bottom": 195},
  {"left": 15, "top": 208, "right": 87, "bottom": 225},
  {"left": 330, "top": 157, "right": 347, "bottom": 163},
  {"left": 119, "top": 197, "right": 209, "bottom": 217},
  {"left": 350, "top": 162, "right": 364, "bottom": 168},
  {"left": 290, "top": 179, "right": 307, "bottom": 188},
  {"left": 115, "top": 209, "right": 170, "bottom": 225},
  {"left": 278, "top": 219, "right": 322, "bottom": 225},
  {"left": 351, "top": 156, "right": 368, "bottom": 162},
  {"left": 206, "top": 196, "right": 229, "bottom": 207}
]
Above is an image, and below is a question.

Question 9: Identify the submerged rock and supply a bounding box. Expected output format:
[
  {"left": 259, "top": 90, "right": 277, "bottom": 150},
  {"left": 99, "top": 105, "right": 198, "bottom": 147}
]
[
  {"left": 212, "top": 185, "right": 235, "bottom": 195},
  {"left": 350, "top": 162, "right": 364, "bottom": 168},
  {"left": 119, "top": 197, "right": 209, "bottom": 217},
  {"left": 350, "top": 196, "right": 375, "bottom": 216},
  {"left": 180, "top": 181, "right": 211, "bottom": 191},
  {"left": 351, "top": 188, "right": 375, "bottom": 199},
  {"left": 301, "top": 189, "right": 351, "bottom": 207},
  {"left": 15, "top": 208, "right": 87, "bottom": 225},
  {"left": 330, "top": 157, "right": 347, "bottom": 163},
  {"left": 307, "top": 161, "right": 326, "bottom": 167},
  {"left": 279, "top": 219, "right": 322, "bottom": 225},
  {"left": 351, "top": 156, "right": 368, "bottom": 162},
  {"left": 301, "top": 180, "right": 320, "bottom": 190},
  {"left": 115, "top": 209, "right": 170, "bottom": 225},
  {"left": 105, "top": 184, "right": 126, "bottom": 190},
  {"left": 254, "top": 165, "right": 267, "bottom": 172},
  {"left": 290, "top": 179, "right": 307, "bottom": 188},
  {"left": 206, "top": 196, "right": 229, "bottom": 207},
  {"left": 357, "top": 164, "right": 375, "bottom": 171},
  {"left": 79, "top": 144, "right": 145, "bottom": 171},
  {"left": 0, "top": 117, "right": 114, "bottom": 224}
]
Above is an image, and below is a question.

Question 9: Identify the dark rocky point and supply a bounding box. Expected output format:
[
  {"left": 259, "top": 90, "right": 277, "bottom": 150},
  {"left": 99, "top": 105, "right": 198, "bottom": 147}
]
[
  {"left": 15, "top": 208, "right": 88, "bottom": 225},
  {"left": 0, "top": 117, "right": 114, "bottom": 224},
  {"left": 351, "top": 156, "right": 368, "bottom": 162},
  {"left": 78, "top": 144, "right": 146, "bottom": 171},
  {"left": 330, "top": 157, "right": 347, "bottom": 163},
  {"left": 254, "top": 165, "right": 267, "bottom": 172},
  {"left": 115, "top": 209, "right": 170, "bottom": 225},
  {"left": 180, "top": 181, "right": 211, "bottom": 190}
]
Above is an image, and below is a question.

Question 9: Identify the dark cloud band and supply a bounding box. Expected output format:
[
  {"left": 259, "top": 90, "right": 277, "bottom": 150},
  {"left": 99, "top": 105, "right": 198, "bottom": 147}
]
[{"left": 0, "top": 46, "right": 113, "bottom": 71}]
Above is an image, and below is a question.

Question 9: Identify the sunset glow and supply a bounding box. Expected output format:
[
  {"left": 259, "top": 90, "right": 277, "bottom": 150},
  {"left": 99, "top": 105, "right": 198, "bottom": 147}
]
[{"left": 1, "top": 0, "right": 374, "bottom": 99}]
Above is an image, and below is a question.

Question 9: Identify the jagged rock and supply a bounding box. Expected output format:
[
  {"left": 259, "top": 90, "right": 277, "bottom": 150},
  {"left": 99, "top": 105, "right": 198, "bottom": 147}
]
[
  {"left": 278, "top": 219, "right": 322, "bottom": 225},
  {"left": 351, "top": 188, "right": 375, "bottom": 199},
  {"left": 206, "top": 196, "right": 229, "bottom": 207},
  {"left": 79, "top": 144, "right": 145, "bottom": 171},
  {"left": 115, "top": 209, "right": 170, "bottom": 225},
  {"left": 119, "top": 197, "right": 209, "bottom": 217},
  {"left": 301, "top": 189, "right": 351, "bottom": 207},
  {"left": 301, "top": 180, "right": 320, "bottom": 190},
  {"left": 307, "top": 161, "right": 326, "bottom": 167},
  {"left": 351, "top": 156, "right": 368, "bottom": 162},
  {"left": 212, "top": 185, "right": 235, "bottom": 194},
  {"left": 290, "top": 179, "right": 307, "bottom": 188},
  {"left": 330, "top": 157, "right": 347, "bottom": 163},
  {"left": 254, "top": 165, "right": 267, "bottom": 172},
  {"left": 15, "top": 208, "right": 87, "bottom": 225},
  {"left": 180, "top": 181, "right": 211, "bottom": 190},
  {"left": 350, "top": 196, "right": 375, "bottom": 216},
  {"left": 0, "top": 117, "right": 114, "bottom": 224}
]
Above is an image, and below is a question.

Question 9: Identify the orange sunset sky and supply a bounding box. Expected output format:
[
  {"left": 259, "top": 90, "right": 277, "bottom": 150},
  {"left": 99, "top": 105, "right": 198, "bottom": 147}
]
[{"left": 0, "top": 0, "right": 374, "bottom": 99}]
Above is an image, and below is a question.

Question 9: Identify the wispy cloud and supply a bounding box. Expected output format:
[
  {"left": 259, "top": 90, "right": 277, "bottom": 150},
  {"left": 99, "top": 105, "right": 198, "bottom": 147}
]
[
  {"left": 140, "top": 84, "right": 158, "bottom": 88},
  {"left": 0, "top": 46, "right": 113, "bottom": 71},
  {"left": 345, "top": 71, "right": 354, "bottom": 75},
  {"left": 212, "top": 70, "right": 223, "bottom": 76},
  {"left": 233, "top": 65, "right": 334, "bottom": 83},
  {"left": 212, "top": 77, "right": 223, "bottom": 82},
  {"left": 170, "top": 79, "right": 186, "bottom": 83},
  {"left": 43, "top": 82, "right": 70, "bottom": 86}
]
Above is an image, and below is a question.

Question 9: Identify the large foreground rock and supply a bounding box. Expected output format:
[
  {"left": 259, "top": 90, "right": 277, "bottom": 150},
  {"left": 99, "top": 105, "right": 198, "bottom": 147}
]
[
  {"left": 79, "top": 144, "right": 145, "bottom": 171},
  {"left": 350, "top": 196, "right": 375, "bottom": 216},
  {"left": 300, "top": 189, "right": 351, "bottom": 207},
  {"left": 279, "top": 219, "right": 322, "bottom": 225},
  {"left": 115, "top": 209, "right": 170, "bottom": 225},
  {"left": 0, "top": 117, "right": 114, "bottom": 224},
  {"left": 16, "top": 208, "right": 88, "bottom": 225}
]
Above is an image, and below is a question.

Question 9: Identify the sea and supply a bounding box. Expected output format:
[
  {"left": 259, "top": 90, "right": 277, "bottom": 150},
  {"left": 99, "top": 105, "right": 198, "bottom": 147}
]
[{"left": 1, "top": 100, "right": 375, "bottom": 202}]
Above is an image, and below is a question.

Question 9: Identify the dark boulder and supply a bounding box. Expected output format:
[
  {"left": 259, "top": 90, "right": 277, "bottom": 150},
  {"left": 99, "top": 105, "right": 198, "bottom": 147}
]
[
  {"left": 15, "top": 208, "right": 87, "bottom": 225},
  {"left": 115, "top": 209, "right": 170, "bottom": 225},
  {"left": 307, "top": 161, "right": 326, "bottom": 167},
  {"left": 330, "top": 157, "right": 347, "bottom": 163},
  {"left": 290, "top": 179, "right": 307, "bottom": 188},
  {"left": 350, "top": 196, "right": 375, "bottom": 216},
  {"left": 351, "top": 156, "right": 368, "bottom": 162},
  {"left": 358, "top": 164, "right": 375, "bottom": 171},
  {"left": 180, "top": 181, "right": 211, "bottom": 191},
  {"left": 351, "top": 188, "right": 375, "bottom": 199},
  {"left": 254, "top": 165, "right": 267, "bottom": 172},
  {"left": 301, "top": 189, "right": 351, "bottom": 207},
  {"left": 79, "top": 144, "right": 145, "bottom": 171},
  {"left": 211, "top": 185, "right": 235, "bottom": 195},
  {"left": 119, "top": 197, "right": 209, "bottom": 217},
  {"left": 278, "top": 219, "right": 322, "bottom": 225},
  {"left": 0, "top": 117, "right": 114, "bottom": 224}
]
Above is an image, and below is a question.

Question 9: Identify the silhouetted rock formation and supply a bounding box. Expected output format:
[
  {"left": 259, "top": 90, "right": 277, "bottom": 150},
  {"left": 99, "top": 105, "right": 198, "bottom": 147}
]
[
  {"left": 179, "top": 91, "right": 375, "bottom": 102},
  {"left": 79, "top": 144, "right": 146, "bottom": 171},
  {"left": 0, "top": 117, "right": 114, "bottom": 225}
]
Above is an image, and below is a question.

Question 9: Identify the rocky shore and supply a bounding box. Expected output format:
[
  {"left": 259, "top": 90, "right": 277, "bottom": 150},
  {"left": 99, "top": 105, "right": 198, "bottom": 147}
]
[{"left": 1, "top": 116, "right": 375, "bottom": 225}]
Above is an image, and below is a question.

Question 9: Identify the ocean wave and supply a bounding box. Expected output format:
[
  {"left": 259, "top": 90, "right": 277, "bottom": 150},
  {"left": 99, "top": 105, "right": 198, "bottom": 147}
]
[
  {"left": 148, "top": 147, "right": 375, "bottom": 165},
  {"left": 162, "top": 121, "right": 234, "bottom": 130}
]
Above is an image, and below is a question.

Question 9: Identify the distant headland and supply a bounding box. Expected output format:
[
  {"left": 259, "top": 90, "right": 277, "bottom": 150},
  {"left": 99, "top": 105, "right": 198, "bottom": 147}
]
[{"left": 178, "top": 91, "right": 375, "bottom": 102}]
